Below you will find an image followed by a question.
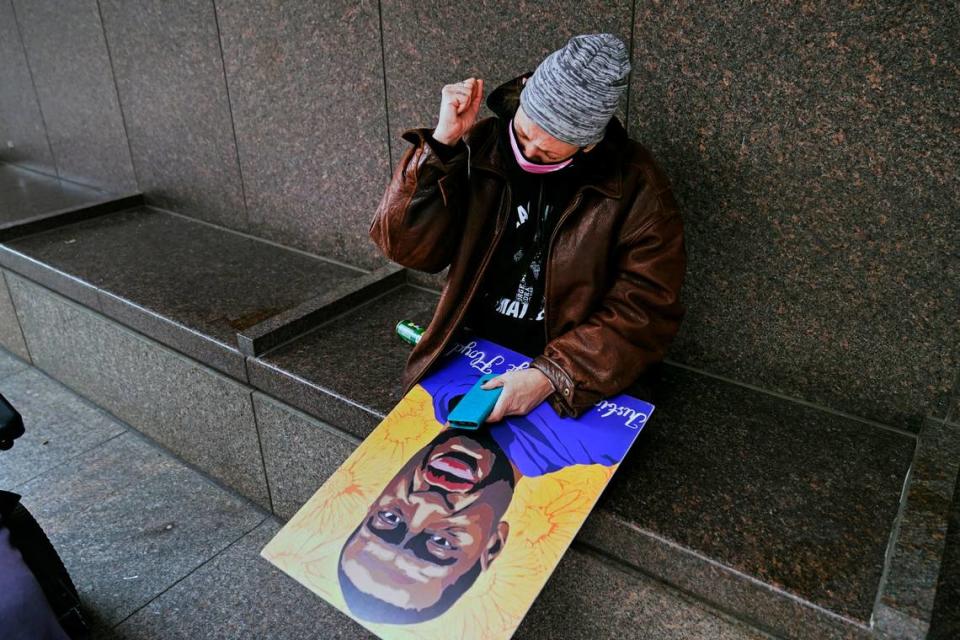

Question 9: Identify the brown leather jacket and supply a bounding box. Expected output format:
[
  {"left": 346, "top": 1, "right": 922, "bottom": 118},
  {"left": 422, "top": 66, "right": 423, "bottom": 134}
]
[{"left": 370, "top": 71, "right": 686, "bottom": 418}]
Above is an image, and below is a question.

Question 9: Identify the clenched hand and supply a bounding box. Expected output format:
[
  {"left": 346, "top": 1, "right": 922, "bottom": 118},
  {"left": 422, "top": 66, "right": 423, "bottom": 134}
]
[{"left": 434, "top": 77, "right": 484, "bottom": 146}]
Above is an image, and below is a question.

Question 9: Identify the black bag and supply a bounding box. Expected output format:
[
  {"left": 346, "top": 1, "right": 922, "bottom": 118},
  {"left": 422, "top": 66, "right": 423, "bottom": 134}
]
[
  {"left": 1, "top": 392, "right": 89, "bottom": 639},
  {"left": 0, "top": 390, "right": 24, "bottom": 450}
]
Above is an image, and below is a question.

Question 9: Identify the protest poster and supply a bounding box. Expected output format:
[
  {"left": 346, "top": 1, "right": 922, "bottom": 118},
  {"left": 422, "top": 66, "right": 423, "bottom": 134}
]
[{"left": 262, "top": 333, "right": 652, "bottom": 639}]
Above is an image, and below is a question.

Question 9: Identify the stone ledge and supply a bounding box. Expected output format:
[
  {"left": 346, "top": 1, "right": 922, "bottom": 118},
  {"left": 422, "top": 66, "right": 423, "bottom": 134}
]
[
  {"left": 247, "top": 282, "right": 439, "bottom": 438},
  {"left": 929, "top": 453, "right": 960, "bottom": 638},
  {"left": 237, "top": 263, "right": 406, "bottom": 357},
  {"left": 0, "top": 192, "right": 144, "bottom": 242},
  {"left": 4, "top": 266, "right": 764, "bottom": 640},
  {"left": 874, "top": 419, "right": 960, "bottom": 639},
  {"left": 242, "top": 282, "right": 944, "bottom": 640},
  {"left": 0, "top": 163, "right": 140, "bottom": 236},
  {"left": 592, "top": 366, "right": 915, "bottom": 628},
  {"left": 0, "top": 205, "right": 381, "bottom": 381},
  {"left": 106, "top": 516, "right": 769, "bottom": 640},
  {"left": 0, "top": 224, "right": 952, "bottom": 639}
]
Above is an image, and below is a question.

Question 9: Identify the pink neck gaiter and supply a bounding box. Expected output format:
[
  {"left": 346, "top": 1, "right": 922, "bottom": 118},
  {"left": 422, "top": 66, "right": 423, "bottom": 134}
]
[{"left": 508, "top": 117, "right": 575, "bottom": 173}]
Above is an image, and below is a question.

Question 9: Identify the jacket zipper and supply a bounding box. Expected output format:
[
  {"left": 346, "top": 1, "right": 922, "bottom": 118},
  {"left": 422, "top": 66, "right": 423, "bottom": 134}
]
[
  {"left": 410, "top": 179, "right": 511, "bottom": 388},
  {"left": 543, "top": 189, "right": 585, "bottom": 346}
]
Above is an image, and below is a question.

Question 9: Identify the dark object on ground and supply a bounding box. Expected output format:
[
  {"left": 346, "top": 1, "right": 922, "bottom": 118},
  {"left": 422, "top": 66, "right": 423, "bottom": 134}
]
[
  {"left": 0, "top": 391, "right": 25, "bottom": 450},
  {"left": 0, "top": 392, "right": 89, "bottom": 639}
]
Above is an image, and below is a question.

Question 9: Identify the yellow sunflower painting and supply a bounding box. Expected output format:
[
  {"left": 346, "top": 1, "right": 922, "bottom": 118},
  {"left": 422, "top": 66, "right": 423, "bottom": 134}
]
[{"left": 262, "top": 335, "right": 651, "bottom": 640}]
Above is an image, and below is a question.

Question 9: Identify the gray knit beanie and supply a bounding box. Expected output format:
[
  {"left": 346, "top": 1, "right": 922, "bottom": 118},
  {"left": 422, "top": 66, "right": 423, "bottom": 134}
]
[{"left": 519, "top": 33, "right": 631, "bottom": 147}]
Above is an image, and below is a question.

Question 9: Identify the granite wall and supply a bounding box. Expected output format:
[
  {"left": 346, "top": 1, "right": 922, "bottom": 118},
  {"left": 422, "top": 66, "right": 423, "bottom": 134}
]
[
  {"left": 6, "top": 0, "right": 137, "bottom": 192},
  {"left": 0, "top": 0, "right": 956, "bottom": 429},
  {"left": 628, "top": 2, "right": 959, "bottom": 429}
]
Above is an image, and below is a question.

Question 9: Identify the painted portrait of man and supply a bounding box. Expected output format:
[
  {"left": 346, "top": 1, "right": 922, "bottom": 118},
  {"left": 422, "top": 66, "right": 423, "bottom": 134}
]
[
  {"left": 337, "top": 427, "right": 517, "bottom": 624},
  {"left": 337, "top": 354, "right": 644, "bottom": 624}
]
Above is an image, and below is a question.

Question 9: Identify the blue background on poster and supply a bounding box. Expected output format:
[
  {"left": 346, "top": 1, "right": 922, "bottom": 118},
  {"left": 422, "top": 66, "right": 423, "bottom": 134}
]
[{"left": 419, "top": 334, "right": 654, "bottom": 477}]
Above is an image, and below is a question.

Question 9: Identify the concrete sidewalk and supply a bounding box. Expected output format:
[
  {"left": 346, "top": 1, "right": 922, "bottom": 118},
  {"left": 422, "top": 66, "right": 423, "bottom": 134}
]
[{"left": 0, "top": 346, "right": 770, "bottom": 639}]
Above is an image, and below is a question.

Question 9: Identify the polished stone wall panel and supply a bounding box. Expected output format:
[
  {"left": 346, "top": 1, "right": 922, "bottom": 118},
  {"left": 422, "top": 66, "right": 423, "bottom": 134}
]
[
  {"left": 97, "top": 0, "right": 247, "bottom": 229},
  {"left": 0, "top": 340, "right": 28, "bottom": 381},
  {"left": 950, "top": 378, "right": 960, "bottom": 426},
  {"left": 628, "top": 2, "right": 960, "bottom": 428},
  {"left": 0, "top": 164, "right": 111, "bottom": 226},
  {"left": 252, "top": 392, "right": 358, "bottom": 520},
  {"left": 381, "top": 0, "right": 632, "bottom": 162},
  {"left": 6, "top": 271, "right": 270, "bottom": 509},
  {"left": 12, "top": 0, "right": 136, "bottom": 193},
  {"left": 0, "top": 269, "right": 29, "bottom": 360},
  {"left": 215, "top": 0, "right": 390, "bottom": 269},
  {"left": 0, "top": 0, "right": 54, "bottom": 173}
]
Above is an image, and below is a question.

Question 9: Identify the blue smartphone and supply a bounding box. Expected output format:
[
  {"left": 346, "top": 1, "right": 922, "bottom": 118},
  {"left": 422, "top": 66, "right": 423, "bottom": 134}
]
[{"left": 446, "top": 373, "right": 503, "bottom": 429}]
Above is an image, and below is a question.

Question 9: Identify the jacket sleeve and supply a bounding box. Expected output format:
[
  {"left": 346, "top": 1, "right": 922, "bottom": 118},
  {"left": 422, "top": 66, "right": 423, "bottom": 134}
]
[
  {"left": 368, "top": 126, "right": 470, "bottom": 273},
  {"left": 530, "top": 185, "right": 687, "bottom": 418}
]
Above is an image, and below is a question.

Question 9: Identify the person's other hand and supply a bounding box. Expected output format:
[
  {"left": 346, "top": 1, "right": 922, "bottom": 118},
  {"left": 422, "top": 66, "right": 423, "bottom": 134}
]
[
  {"left": 434, "top": 78, "right": 483, "bottom": 146},
  {"left": 482, "top": 368, "right": 555, "bottom": 422}
]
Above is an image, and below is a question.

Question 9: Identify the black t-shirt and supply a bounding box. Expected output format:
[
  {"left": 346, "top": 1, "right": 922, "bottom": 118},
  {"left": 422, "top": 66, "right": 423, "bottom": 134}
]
[{"left": 431, "top": 118, "right": 594, "bottom": 357}]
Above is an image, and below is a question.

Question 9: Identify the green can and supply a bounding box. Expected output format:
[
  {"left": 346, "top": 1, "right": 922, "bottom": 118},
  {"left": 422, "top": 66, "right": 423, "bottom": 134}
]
[{"left": 395, "top": 320, "right": 425, "bottom": 346}]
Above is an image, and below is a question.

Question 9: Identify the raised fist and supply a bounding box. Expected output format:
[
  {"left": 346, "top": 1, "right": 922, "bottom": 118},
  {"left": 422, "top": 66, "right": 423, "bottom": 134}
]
[{"left": 433, "top": 78, "right": 484, "bottom": 146}]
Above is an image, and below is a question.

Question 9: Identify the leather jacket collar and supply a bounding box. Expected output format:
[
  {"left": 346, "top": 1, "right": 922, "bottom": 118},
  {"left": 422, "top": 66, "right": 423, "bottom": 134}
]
[{"left": 467, "top": 71, "right": 628, "bottom": 199}]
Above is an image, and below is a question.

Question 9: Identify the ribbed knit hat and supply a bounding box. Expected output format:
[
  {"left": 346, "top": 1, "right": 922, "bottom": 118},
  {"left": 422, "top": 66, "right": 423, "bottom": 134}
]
[{"left": 519, "top": 33, "right": 631, "bottom": 147}]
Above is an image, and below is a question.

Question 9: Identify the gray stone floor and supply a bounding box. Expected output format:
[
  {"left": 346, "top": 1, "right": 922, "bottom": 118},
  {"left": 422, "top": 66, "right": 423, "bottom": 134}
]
[{"left": 0, "top": 346, "right": 772, "bottom": 639}]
